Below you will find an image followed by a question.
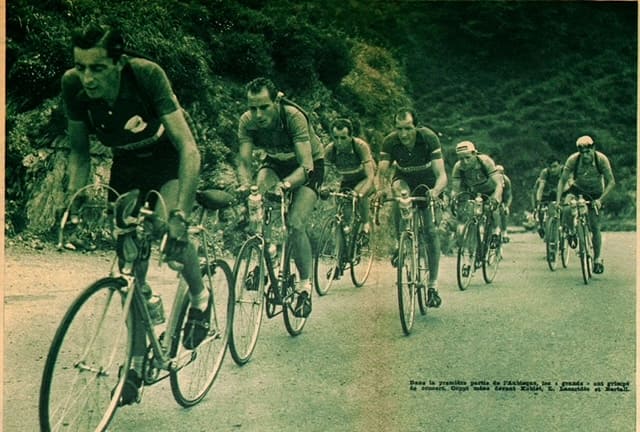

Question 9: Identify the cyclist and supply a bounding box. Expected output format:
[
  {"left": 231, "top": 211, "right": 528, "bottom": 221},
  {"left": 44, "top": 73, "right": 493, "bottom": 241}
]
[
  {"left": 556, "top": 135, "right": 615, "bottom": 274},
  {"left": 62, "top": 23, "right": 207, "bottom": 404},
  {"left": 236, "top": 77, "right": 324, "bottom": 318},
  {"left": 495, "top": 165, "right": 512, "bottom": 243},
  {"left": 324, "top": 118, "right": 376, "bottom": 234},
  {"left": 534, "top": 158, "right": 563, "bottom": 238},
  {"left": 450, "top": 141, "right": 503, "bottom": 247},
  {"left": 376, "top": 108, "right": 447, "bottom": 308}
]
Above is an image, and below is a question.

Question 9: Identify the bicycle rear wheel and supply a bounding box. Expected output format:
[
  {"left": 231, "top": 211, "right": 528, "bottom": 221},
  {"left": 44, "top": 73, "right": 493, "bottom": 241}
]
[
  {"left": 456, "top": 222, "right": 477, "bottom": 291},
  {"left": 314, "top": 218, "right": 342, "bottom": 295},
  {"left": 40, "top": 277, "right": 131, "bottom": 432},
  {"left": 397, "top": 232, "right": 416, "bottom": 335},
  {"left": 170, "top": 260, "right": 233, "bottom": 406},
  {"left": 350, "top": 221, "right": 375, "bottom": 287},
  {"left": 283, "top": 243, "right": 310, "bottom": 336},
  {"left": 545, "top": 217, "right": 559, "bottom": 271},
  {"left": 229, "top": 238, "right": 265, "bottom": 365},
  {"left": 577, "top": 223, "right": 593, "bottom": 284}
]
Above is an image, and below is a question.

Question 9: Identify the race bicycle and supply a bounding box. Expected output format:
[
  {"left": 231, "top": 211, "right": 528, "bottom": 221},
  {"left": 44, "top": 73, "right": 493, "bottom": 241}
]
[
  {"left": 376, "top": 184, "right": 439, "bottom": 335},
  {"left": 40, "top": 186, "right": 234, "bottom": 432},
  {"left": 453, "top": 192, "right": 502, "bottom": 290},
  {"left": 544, "top": 201, "right": 571, "bottom": 271},
  {"left": 228, "top": 186, "right": 310, "bottom": 366},
  {"left": 313, "top": 188, "right": 375, "bottom": 295}
]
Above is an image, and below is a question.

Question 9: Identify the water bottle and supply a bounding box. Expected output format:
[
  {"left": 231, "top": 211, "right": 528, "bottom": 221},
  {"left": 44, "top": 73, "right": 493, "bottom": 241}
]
[
  {"left": 474, "top": 194, "right": 484, "bottom": 216},
  {"left": 141, "top": 283, "right": 166, "bottom": 326},
  {"left": 247, "top": 186, "right": 263, "bottom": 232}
]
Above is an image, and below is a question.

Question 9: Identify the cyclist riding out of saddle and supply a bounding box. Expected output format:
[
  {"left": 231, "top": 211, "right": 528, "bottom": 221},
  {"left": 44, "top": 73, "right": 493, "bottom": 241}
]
[
  {"left": 236, "top": 77, "right": 324, "bottom": 319},
  {"left": 62, "top": 23, "right": 209, "bottom": 405},
  {"left": 450, "top": 140, "right": 504, "bottom": 248},
  {"left": 376, "top": 108, "right": 447, "bottom": 308},
  {"left": 324, "top": 118, "right": 376, "bottom": 277},
  {"left": 556, "top": 135, "right": 616, "bottom": 274},
  {"left": 534, "top": 158, "right": 563, "bottom": 239}
]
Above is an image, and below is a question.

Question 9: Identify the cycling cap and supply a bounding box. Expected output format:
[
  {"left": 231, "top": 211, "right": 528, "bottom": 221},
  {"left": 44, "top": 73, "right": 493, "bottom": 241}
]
[
  {"left": 576, "top": 135, "right": 594, "bottom": 147},
  {"left": 456, "top": 141, "right": 476, "bottom": 155}
]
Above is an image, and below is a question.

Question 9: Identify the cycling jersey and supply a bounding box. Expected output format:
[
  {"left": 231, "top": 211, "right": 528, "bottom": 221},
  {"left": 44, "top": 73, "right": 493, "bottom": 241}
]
[
  {"left": 237, "top": 103, "right": 324, "bottom": 164},
  {"left": 563, "top": 151, "right": 613, "bottom": 198},
  {"left": 452, "top": 154, "right": 499, "bottom": 196},
  {"left": 380, "top": 127, "right": 442, "bottom": 188},
  {"left": 62, "top": 57, "right": 181, "bottom": 196},
  {"left": 537, "top": 167, "right": 561, "bottom": 201},
  {"left": 325, "top": 137, "right": 375, "bottom": 185}
]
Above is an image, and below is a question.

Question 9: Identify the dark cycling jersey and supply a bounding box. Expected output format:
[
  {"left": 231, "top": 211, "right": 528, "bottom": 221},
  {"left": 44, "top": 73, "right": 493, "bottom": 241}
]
[
  {"left": 380, "top": 127, "right": 442, "bottom": 188},
  {"left": 325, "top": 137, "right": 374, "bottom": 185}
]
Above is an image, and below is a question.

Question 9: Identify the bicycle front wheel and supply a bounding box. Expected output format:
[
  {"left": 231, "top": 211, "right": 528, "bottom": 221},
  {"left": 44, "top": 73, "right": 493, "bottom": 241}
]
[
  {"left": 416, "top": 239, "right": 429, "bottom": 316},
  {"left": 397, "top": 232, "right": 416, "bottom": 335},
  {"left": 284, "top": 243, "right": 310, "bottom": 336},
  {"left": 40, "top": 277, "right": 131, "bottom": 432},
  {"left": 545, "top": 217, "right": 559, "bottom": 271},
  {"left": 456, "top": 222, "right": 477, "bottom": 291},
  {"left": 229, "top": 238, "right": 265, "bottom": 365},
  {"left": 350, "top": 221, "right": 375, "bottom": 287},
  {"left": 577, "top": 223, "right": 592, "bottom": 284},
  {"left": 560, "top": 227, "right": 570, "bottom": 268},
  {"left": 314, "top": 218, "right": 342, "bottom": 296},
  {"left": 170, "top": 260, "right": 233, "bottom": 407},
  {"left": 482, "top": 231, "right": 501, "bottom": 284}
]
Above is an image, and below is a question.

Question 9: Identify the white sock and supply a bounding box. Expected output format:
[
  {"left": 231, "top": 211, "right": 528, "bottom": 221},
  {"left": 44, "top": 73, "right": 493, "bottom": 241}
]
[
  {"left": 298, "top": 279, "right": 311, "bottom": 293},
  {"left": 190, "top": 289, "right": 210, "bottom": 312},
  {"left": 131, "top": 356, "right": 144, "bottom": 376}
]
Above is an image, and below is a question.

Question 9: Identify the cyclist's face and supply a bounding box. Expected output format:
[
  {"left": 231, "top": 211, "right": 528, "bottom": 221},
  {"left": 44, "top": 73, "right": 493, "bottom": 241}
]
[
  {"left": 550, "top": 161, "right": 562, "bottom": 174},
  {"left": 579, "top": 146, "right": 595, "bottom": 163},
  {"left": 395, "top": 114, "right": 416, "bottom": 146},
  {"left": 73, "top": 47, "right": 122, "bottom": 101},
  {"left": 332, "top": 127, "right": 352, "bottom": 151},
  {"left": 458, "top": 154, "right": 476, "bottom": 169},
  {"left": 247, "top": 87, "right": 278, "bottom": 128}
]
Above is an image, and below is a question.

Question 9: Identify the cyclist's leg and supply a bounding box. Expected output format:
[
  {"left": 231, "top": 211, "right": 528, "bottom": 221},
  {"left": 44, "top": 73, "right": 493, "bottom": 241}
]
[
  {"left": 589, "top": 204, "right": 604, "bottom": 271},
  {"left": 421, "top": 205, "right": 442, "bottom": 307},
  {"left": 354, "top": 178, "right": 372, "bottom": 232},
  {"left": 390, "top": 179, "right": 410, "bottom": 256},
  {"left": 289, "top": 185, "right": 317, "bottom": 283}
]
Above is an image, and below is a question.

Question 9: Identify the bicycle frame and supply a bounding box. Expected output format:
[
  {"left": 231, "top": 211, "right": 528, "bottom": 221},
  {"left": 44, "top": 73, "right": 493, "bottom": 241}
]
[{"left": 325, "top": 189, "right": 363, "bottom": 269}]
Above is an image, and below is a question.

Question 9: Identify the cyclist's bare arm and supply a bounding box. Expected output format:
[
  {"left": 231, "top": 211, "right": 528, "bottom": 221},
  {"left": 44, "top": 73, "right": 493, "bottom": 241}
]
[
  {"left": 237, "top": 140, "right": 254, "bottom": 187},
  {"left": 430, "top": 158, "right": 448, "bottom": 198},
  {"left": 599, "top": 156, "right": 616, "bottom": 203},
  {"left": 162, "top": 109, "right": 201, "bottom": 215},
  {"left": 66, "top": 119, "right": 91, "bottom": 195},
  {"left": 284, "top": 139, "right": 314, "bottom": 188}
]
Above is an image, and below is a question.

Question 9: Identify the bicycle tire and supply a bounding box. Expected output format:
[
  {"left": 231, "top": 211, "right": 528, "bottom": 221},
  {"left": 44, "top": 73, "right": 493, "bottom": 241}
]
[
  {"left": 456, "top": 221, "right": 477, "bottom": 291},
  {"left": 229, "top": 238, "right": 266, "bottom": 365},
  {"left": 40, "top": 277, "right": 131, "bottom": 432},
  {"left": 170, "top": 260, "right": 233, "bottom": 406},
  {"left": 397, "top": 232, "right": 416, "bottom": 335},
  {"left": 545, "top": 217, "right": 559, "bottom": 271},
  {"left": 585, "top": 226, "right": 594, "bottom": 279},
  {"left": 416, "top": 237, "right": 429, "bottom": 316},
  {"left": 313, "top": 218, "right": 342, "bottom": 296},
  {"left": 577, "top": 223, "right": 591, "bottom": 285},
  {"left": 481, "top": 214, "right": 501, "bottom": 283},
  {"left": 350, "top": 221, "right": 375, "bottom": 287},
  {"left": 283, "top": 242, "right": 309, "bottom": 336},
  {"left": 560, "top": 227, "right": 570, "bottom": 268}
]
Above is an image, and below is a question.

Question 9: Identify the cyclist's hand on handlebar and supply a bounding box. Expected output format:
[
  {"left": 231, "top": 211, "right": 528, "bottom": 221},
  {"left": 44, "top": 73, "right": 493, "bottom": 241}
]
[
  {"left": 593, "top": 199, "right": 602, "bottom": 211},
  {"left": 167, "top": 209, "right": 188, "bottom": 240}
]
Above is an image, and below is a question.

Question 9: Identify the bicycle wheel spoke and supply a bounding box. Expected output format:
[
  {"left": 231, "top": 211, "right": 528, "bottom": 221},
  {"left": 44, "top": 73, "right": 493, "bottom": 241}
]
[{"left": 350, "top": 222, "right": 375, "bottom": 287}]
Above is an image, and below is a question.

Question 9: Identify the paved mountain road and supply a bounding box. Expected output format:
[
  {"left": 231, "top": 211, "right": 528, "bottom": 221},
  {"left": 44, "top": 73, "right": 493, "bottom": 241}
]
[{"left": 3, "top": 231, "right": 636, "bottom": 431}]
